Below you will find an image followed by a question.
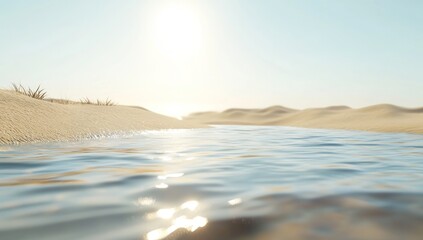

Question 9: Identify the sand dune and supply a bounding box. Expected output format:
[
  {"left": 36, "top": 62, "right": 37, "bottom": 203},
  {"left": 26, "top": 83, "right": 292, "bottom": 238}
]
[
  {"left": 0, "top": 90, "right": 206, "bottom": 144},
  {"left": 185, "top": 104, "right": 423, "bottom": 134}
]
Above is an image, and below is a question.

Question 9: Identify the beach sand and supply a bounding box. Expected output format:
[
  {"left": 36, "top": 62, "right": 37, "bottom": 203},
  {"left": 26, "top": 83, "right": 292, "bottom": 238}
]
[
  {"left": 184, "top": 105, "right": 423, "bottom": 134},
  {"left": 0, "top": 90, "right": 206, "bottom": 144}
]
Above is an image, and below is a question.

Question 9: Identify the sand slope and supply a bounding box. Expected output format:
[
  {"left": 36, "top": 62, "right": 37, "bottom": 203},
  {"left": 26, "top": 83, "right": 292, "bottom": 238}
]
[
  {"left": 185, "top": 105, "right": 423, "bottom": 134},
  {"left": 0, "top": 90, "right": 206, "bottom": 144}
]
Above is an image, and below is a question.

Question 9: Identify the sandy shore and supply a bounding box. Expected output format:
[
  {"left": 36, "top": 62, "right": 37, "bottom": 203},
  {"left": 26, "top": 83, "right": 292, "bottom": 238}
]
[
  {"left": 0, "top": 90, "right": 206, "bottom": 144},
  {"left": 185, "top": 105, "right": 423, "bottom": 134}
]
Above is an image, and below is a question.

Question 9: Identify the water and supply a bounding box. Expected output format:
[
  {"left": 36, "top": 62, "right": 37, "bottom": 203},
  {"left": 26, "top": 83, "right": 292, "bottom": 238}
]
[{"left": 1, "top": 126, "right": 422, "bottom": 240}]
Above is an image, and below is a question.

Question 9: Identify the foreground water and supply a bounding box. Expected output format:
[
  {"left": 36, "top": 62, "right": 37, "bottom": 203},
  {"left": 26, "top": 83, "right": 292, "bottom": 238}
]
[{"left": 0, "top": 126, "right": 422, "bottom": 240}]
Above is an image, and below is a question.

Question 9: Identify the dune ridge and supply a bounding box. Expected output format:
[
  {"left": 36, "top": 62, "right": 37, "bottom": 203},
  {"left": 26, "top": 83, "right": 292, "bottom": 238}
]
[
  {"left": 0, "top": 90, "right": 206, "bottom": 144},
  {"left": 185, "top": 104, "right": 423, "bottom": 134}
]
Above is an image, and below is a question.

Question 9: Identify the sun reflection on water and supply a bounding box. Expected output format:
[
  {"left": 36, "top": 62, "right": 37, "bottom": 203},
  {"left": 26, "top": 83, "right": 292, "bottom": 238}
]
[
  {"left": 155, "top": 183, "right": 169, "bottom": 189},
  {"left": 158, "top": 173, "right": 184, "bottom": 180},
  {"left": 156, "top": 208, "right": 176, "bottom": 219},
  {"left": 145, "top": 200, "right": 208, "bottom": 240},
  {"left": 228, "top": 198, "right": 242, "bottom": 206},
  {"left": 137, "top": 197, "right": 155, "bottom": 206},
  {"left": 180, "top": 200, "right": 199, "bottom": 211}
]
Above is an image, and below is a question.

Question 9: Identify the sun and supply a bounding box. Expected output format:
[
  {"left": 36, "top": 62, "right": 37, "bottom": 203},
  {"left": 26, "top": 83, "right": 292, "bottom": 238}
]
[
  {"left": 158, "top": 103, "right": 195, "bottom": 119},
  {"left": 152, "top": 4, "right": 203, "bottom": 60}
]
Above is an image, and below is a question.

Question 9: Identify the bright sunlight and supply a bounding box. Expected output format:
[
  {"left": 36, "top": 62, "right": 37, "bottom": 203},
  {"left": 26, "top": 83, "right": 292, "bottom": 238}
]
[{"left": 152, "top": 3, "right": 203, "bottom": 60}]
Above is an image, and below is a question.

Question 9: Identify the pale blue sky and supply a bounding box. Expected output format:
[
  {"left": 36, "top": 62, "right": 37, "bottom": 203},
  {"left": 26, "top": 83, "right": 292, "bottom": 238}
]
[{"left": 0, "top": 0, "right": 422, "bottom": 117}]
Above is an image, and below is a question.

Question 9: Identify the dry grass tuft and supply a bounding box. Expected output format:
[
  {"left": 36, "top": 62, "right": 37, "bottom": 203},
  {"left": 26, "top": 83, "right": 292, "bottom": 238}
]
[
  {"left": 10, "top": 83, "right": 114, "bottom": 106},
  {"left": 80, "top": 97, "right": 93, "bottom": 105},
  {"left": 80, "top": 97, "right": 115, "bottom": 106},
  {"left": 45, "top": 98, "right": 78, "bottom": 105},
  {"left": 12, "top": 83, "right": 47, "bottom": 100}
]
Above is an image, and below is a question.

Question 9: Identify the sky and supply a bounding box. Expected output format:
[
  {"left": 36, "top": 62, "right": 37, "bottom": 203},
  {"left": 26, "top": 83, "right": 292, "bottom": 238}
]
[{"left": 0, "top": 0, "right": 422, "bottom": 117}]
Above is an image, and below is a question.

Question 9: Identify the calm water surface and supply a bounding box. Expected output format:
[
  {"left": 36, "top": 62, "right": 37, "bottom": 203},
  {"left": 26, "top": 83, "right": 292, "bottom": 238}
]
[{"left": 0, "top": 126, "right": 422, "bottom": 240}]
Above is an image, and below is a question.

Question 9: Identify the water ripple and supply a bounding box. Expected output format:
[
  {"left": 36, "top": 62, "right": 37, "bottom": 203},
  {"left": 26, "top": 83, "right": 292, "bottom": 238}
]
[{"left": 0, "top": 125, "right": 422, "bottom": 240}]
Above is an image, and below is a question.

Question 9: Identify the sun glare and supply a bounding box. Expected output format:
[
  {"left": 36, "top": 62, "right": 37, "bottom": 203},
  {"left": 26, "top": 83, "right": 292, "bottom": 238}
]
[
  {"left": 156, "top": 103, "right": 196, "bottom": 119},
  {"left": 153, "top": 4, "right": 203, "bottom": 60}
]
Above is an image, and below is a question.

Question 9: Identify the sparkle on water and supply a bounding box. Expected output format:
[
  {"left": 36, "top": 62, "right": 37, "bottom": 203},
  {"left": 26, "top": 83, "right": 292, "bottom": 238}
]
[{"left": 0, "top": 126, "right": 422, "bottom": 240}]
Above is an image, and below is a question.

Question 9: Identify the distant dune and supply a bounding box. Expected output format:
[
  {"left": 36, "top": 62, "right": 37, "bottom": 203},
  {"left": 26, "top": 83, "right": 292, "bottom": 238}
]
[
  {"left": 0, "top": 90, "right": 206, "bottom": 144},
  {"left": 185, "top": 104, "right": 423, "bottom": 134}
]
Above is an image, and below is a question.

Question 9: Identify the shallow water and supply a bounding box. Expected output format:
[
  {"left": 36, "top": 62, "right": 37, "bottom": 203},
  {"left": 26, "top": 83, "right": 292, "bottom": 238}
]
[{"left": 1, "top": 126, "right": 422, "bottom": 240}]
